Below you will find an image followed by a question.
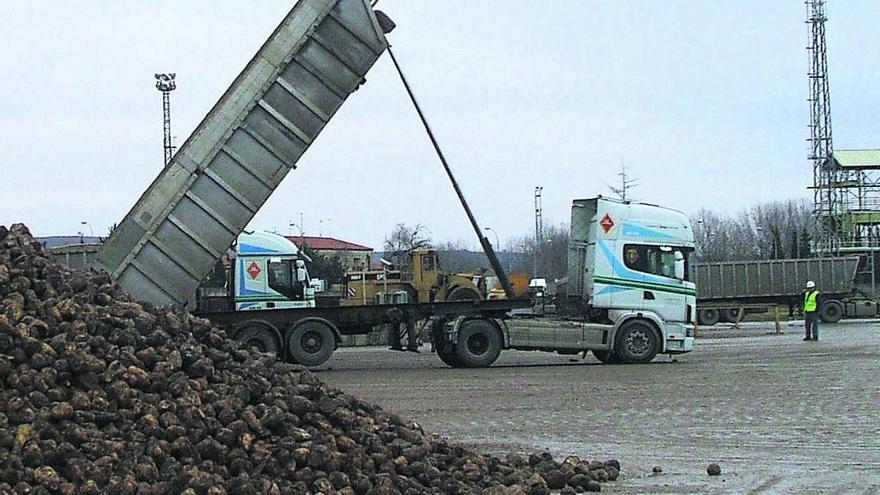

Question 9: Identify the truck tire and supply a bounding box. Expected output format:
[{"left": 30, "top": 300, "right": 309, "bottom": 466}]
[
  {"left": 592, "top": 349, "right": 621, "bottom": 364},
  {"left": 234, "top": 322, "right": 281, "bottom": 356},
  {"left": 287, "top": 319, "right": 336, "bottom": 367},
  {"left": 614, "top": 319, "right": 660, "bottom": 364},
  {"left": 447, "top": 287, "right": 481, "bottom": 301},
  {"left": 720, "top": 308, "right": 740, "bottom": 323},
  {"left": 819, "top": 300, "right": 844, "bottom": 323},
  {"left": 698, "top": 308, "right": 720, "bottom": 326},
  {"left": 453, "top": 319, "right": 502, "bottom": 368},
  {"left": 436, "top": 344, "right": 460, "bottom": 368}
]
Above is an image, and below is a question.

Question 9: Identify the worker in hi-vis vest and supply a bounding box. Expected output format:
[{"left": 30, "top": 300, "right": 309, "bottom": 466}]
[{"left": 803, "top": 280, "right": 820, "bottom": 341}]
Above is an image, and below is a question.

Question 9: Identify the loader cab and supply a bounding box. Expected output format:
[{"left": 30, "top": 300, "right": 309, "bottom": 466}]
[
  {"left": 233, "top": 231, "right": 316, "bottom": 311},
  {"left": 406, "top": 248, "right": 440, "bottom": 303},
  {"left": 409, "top": 248, "right": 440, "bottom": 287}
]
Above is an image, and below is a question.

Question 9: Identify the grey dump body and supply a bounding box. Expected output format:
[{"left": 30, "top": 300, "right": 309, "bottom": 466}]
[
  {"left": 693, "top": 257, "right": 860, "bottom": 301},
  {"left": 96, "top": 0, "right": 390, "bottom": 306}
]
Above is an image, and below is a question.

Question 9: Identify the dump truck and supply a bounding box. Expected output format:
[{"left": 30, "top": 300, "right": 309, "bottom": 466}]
[
  {"left": 91, "top": 0, "right": 532, "bottom": 368},
  {"left": 90, "top": 1, "right": 694, "bottom": 367},
  {"left": 692, "top": 256, "right": 878, "bottom": 325}
]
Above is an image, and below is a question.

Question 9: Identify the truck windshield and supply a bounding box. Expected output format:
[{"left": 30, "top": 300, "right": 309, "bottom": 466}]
[
  {"left": 268, "top": 259, "right": 305, "bottom": 300},
  {"left": 623, "top": 244, "right": 693, "bottom": 280}
]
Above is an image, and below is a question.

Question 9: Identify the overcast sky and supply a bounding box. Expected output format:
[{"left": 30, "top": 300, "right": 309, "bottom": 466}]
[{"left": 2, "top": 1, "right": 879, "bottom": 250}]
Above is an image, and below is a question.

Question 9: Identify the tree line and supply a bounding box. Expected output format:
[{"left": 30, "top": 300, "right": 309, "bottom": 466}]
[
  {"left": 691, "top": 199, "right": 814, "bottom": 262},
  {"left": 308, "top": 199, "right": 816, "bottom": 285}
]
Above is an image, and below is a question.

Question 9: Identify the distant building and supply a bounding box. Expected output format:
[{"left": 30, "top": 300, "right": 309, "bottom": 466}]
[
  {"left": 287, "top": 236, "right": 373, "bottom": 271},
  {"left": 38, "top": 235, "right": 104, "bottom": 248}
]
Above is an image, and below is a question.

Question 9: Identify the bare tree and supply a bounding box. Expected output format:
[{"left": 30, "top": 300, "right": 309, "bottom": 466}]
[
  {"left": 692, "top": 199, "right": 814, "bottom": 262},
  {"left": 510, "top": 223, "right": 570, "bottom": 280},
  {"left": 383, "top": 223, "right": 432, "bottom": 267}
]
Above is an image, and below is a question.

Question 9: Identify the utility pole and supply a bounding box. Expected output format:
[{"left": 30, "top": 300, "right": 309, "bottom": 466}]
[
  {"left": 155, "top": 73, "right": 177, "bottom": 167},
  {"left": 534, "top": 187, "right": 543, "bottom": 243}
]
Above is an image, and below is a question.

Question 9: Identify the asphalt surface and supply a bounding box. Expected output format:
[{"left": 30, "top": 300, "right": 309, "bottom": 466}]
[{"left": 314, "top": 320, "right": 880, "bottom": 494}]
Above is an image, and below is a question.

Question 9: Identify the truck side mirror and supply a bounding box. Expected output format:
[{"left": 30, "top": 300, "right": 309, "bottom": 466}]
[{"left": 674, "top": 251, "right": 685, "bottom": 280}]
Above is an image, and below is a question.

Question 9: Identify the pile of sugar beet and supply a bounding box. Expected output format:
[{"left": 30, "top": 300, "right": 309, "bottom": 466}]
[{"left": 0, "top": 224, "right": 619, "bottom": 495}]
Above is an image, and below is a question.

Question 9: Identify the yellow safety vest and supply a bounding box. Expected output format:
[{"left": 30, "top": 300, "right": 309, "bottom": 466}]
[{"left": 804, "top": 290, "right": 819, "bottom": 312}]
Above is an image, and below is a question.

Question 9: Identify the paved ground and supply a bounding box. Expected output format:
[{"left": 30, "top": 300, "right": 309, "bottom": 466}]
[{"left": 314, "top": 320, "right": 880, "bottom": 494}]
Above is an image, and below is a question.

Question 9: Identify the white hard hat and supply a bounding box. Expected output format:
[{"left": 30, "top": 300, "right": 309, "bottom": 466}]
[{"left": 806, "top": 280, "right": 816, "bottom": 288}]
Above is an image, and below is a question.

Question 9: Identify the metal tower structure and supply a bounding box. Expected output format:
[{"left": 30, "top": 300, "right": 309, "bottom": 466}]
[
  {"left": 806, "top": 1, "right": 880, "bottom": 256},
  {"left": 155, "top": 73, "right": 177, "bottom": 166},
  {"left": 806, "top": 0, "right": 837, "bottom": 254}
]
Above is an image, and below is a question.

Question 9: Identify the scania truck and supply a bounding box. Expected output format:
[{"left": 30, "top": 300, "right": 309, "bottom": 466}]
[
  {"left": 193, "top": 197, "right": 696, "bottom": 367},
  {"left": 503, "top": 197, "right": 696, "bottom": 364}
]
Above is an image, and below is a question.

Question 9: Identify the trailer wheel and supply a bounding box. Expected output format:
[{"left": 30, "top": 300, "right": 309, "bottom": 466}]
[
  {"left": 234, "top": 322, "right": 281, "bottom": 356},
  {"left": 819, "top": 300, "right": 844, "bottom": 323},
  {"left": 698, "top": 308, "right": 720, "bottom": 326},
  {"left": 720, "top": 308, "right": 740, "bottom": 323},
  {"left": 454, "top": 319, "right": 502, "bottom": 368},
  {"left": 592, "top": 349, "right": 621, "bottom": 364},
  {"left": 287, "top": 319, "right": 336, "bottom": 367},
  {"left": 614, "top": 319, "right": 660, "bottom": 364},
  {"left": 436, "top": 344, "right": 460, "bottom": 368}
]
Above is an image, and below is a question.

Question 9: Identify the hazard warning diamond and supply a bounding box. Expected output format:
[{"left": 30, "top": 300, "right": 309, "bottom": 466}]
[
  {"left": 600, "top": 213, "right": 615, "bottom": 233},
  {"left": 247, "top": 261, "right": 262, "bottom": 279}
]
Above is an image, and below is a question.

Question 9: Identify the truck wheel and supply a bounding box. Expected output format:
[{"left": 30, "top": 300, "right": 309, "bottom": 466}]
[
  {"left": 698, "top": 308, "right": 720, "bottom": 326},
  {"left": 287, "top": 319, "right": 336, "bottom": 367},
  {"left": 720, "top": 308, "right": 740, "bottom": 323},
  {"left": 819, "top": 300, "right": 844, "bottom": 323},
  {"left": 234, "top": 322, "right": 280, "bottom": 356},
  {"left": 614, "top": 319, "right": 660, "bottom": 364},
  {"left": 447, "top": 287, "right": 481, "bottom": 301},
  {"left": 592, "top": 349, "right": 621, "bottom": 364},
  {"left": 436, "top": 344, "right": 460, "bottom": 367},
  {"left": 454, "top": 319, "right": 502, "bottom": 368}
]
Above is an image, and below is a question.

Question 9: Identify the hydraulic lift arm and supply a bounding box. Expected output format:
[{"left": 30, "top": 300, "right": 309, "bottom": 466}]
[{"left": 387, "top": 47, "right": 516, "bottom": 299}]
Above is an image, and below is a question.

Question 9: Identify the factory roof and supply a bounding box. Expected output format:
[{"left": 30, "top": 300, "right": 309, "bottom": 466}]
[
  {"left": 832, "top": 149, "right": 880, "bottom": 169},
  {"left": 285, "top": 236, "right": 372, "bottom": 251}
]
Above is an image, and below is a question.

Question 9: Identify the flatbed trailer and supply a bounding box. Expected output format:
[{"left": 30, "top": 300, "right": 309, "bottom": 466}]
[{"left": 196, "top": 296, "right": 532, "bottom": 367}]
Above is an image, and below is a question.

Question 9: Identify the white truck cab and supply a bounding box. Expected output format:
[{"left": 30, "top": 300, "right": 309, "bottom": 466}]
[
  {"left": 578, "top": 197, "right": 696, "bottom": 356},
  {"left": 510, "top": 197, "right": 695, "bottom": 363},
  {"left": 233, "top": 231, "right": 316, "bottom": 311}
]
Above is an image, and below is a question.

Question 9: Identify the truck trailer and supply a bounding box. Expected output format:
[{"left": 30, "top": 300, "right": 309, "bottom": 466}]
[
  {"left": 692, "top": 256, "right": 878, "bottom": 325},
  {"left": 96, "top": 0, "right": 395, "bottom": 307}
]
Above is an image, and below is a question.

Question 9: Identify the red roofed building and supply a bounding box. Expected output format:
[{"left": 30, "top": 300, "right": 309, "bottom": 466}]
[{"left": 286, "top": 236, "right": 373, "bottom": 271}]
